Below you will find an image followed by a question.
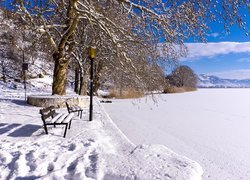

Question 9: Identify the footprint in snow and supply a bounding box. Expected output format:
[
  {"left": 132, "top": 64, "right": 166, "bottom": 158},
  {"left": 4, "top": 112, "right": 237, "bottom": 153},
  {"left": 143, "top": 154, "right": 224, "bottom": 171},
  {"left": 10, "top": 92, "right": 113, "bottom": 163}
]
[
  {"left": 0, "top": 153, "right": 7, "bottom": 164},
  {"left": 165, "top": 173, "right": 172, "bottom": 179},
  {"left": 47, "top": 162, "right": 55, "bottom": 172},
  {"left": 25, "top": 151, "right": 37, "bottom": 172},
  {"left": 85, "top": 150, "right": 98, "bottom": 179},
  {"left": 68, "top": 143, "right": 76, "bottom": 151},
  {"left": 5, "top": 152, "right": 21, "bottom": 179},
  {"left": 67, "top": 159, "right": 79, "bottom": 172},
  {"left": 39, "top": 152, "right": 46, "bottom": 160},
  {"left": 174, "top": 159, "right": 188, "bottom": 168},
  {"left": 83, "top": 139, "right": 95, "bottom": 147}
]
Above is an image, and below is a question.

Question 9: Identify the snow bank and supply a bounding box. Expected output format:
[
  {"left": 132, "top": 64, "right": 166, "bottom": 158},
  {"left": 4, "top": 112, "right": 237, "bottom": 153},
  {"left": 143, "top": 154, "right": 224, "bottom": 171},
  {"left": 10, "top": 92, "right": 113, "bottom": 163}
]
[
  {"left": 0, "top": 83, "right": 203, "bottom": 179},
  {"left": 102, "top": 144, "right": 203, "bottom": 180},
  {"left": 28, "top": 75, "right": 53, "bottom": 89}
]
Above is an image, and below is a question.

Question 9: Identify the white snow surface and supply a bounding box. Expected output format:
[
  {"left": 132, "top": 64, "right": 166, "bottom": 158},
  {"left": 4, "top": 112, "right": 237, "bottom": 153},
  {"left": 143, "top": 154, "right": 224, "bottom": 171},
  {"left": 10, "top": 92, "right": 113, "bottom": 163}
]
[
  {"left": 102, "top": 89, "right": 250, "bottom": 180},
  {"left": 0, "top": 82, "right": 202, "bottom": 180}
]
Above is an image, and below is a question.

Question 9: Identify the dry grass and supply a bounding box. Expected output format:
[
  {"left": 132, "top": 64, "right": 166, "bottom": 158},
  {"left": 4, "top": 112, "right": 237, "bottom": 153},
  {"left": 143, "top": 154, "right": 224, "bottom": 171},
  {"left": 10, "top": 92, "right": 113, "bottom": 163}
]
[
  {"left": 183, "top": 87, "right": 197, "bottom": 92},
  {"left": 163, "top": 86, "right": 196, "bottom": 94},
  {"left": 106, "top": 88, "right": 144, "bottom": 99}
]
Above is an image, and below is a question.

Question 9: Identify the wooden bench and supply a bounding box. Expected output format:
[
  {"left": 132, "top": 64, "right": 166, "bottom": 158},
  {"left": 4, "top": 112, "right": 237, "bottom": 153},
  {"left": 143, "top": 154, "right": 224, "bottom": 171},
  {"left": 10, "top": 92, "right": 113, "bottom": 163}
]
[
  {"left": 65, "top": 102, "right": 83, "bottom": 119},
  {"left": 39, "top": 106, "right": 74, "bottom": 138}
]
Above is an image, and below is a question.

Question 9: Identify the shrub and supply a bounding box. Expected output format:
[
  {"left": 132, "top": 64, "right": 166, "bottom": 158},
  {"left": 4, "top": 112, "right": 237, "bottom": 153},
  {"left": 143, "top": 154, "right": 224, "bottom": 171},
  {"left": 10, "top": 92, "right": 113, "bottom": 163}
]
[
  {"left": 104, "top": 88, "right": 144, "bottom": 99},
  {"left": 163, "top": 86, "right": 196, "bottom": 94},
  {"left": 163, "top": 86, "right": 176, "bottom": 93}
]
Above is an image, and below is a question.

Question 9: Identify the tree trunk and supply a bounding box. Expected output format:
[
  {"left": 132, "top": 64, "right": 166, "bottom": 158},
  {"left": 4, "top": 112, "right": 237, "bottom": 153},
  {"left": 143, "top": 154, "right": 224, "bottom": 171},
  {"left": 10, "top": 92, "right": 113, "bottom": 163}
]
[
  {"left": 119, "top": 84, "right": 123, "bottom": 97},
  {"left": 75, "top": 61, "right": 87, "bottom": 95},
  {"left": 1, "top": 62, "right": 6, "bottom": 83},
  {"left": 74, "top": 67, "right": 79, "bottom": 94},
  {"left": 93, "top": 74, "right": 100, "bottom": 94},
  {"left": 52, "top": 53, "right": 68, "bottom": 95},
  {"left": 79, "top": 76, "right": 87, "bottom": 95},
  {"left": 93, "top": 60, "right": 103, "bottom": 94},
  {"left": 51, "top": 0, "right": 78, "bottom": 95}
]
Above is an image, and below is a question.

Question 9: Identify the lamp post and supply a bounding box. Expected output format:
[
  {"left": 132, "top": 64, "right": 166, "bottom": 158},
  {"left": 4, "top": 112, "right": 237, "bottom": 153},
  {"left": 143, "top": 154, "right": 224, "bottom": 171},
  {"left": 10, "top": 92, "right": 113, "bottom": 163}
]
[
  {"left": 22, "top": 31, "right": 28, "bottom": 101},
  {"left": 22, "top": 63, "right": 28, "bottom": 101},
  {"left": 89, "top": 47, "right": 95, "bottom": 121}
]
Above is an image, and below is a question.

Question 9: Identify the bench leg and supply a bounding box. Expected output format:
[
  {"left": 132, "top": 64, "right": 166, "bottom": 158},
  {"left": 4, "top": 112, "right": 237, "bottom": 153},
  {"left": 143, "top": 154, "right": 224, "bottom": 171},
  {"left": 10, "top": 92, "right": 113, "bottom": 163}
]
[
  {"left": 80, "top": 110, "right": 82, "bottom": 119},
  {"left": 69, "top": 120, "right": 72, "bottom": 129},
  {"left": 44, "top": 124, "right": 48, "bottom": 134},
  {"left": 63, "top": 124, "right": 68, "bottom": 138}
]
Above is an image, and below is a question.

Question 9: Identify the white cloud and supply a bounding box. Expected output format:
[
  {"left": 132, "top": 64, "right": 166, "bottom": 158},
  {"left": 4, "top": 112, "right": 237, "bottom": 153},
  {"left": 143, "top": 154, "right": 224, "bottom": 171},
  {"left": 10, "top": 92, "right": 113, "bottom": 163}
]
[
  {"left": 209, "top": 69, "right": 250, "bottom": 80},
  {"left": 182, "top": 42, "right": 250, "bottom": 61},
  {"left": 206, "top": 32, "right": 220, "bottom": 38}
]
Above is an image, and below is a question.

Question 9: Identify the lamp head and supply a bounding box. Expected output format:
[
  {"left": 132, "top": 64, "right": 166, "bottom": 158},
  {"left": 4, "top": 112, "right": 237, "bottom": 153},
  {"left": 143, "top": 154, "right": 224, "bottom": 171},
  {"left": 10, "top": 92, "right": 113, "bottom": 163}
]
[{"left": 89, "top": 47, "right": 96, "bottom": 59}]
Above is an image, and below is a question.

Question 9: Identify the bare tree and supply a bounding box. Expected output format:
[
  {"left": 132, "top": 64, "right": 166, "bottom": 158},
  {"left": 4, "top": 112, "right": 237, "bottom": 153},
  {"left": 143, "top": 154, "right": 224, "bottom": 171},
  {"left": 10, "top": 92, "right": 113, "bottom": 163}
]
[
  {"left": 167, "top": 65, "right": 197, "bottom": 88},
  {"left": 0, "top": 12, "right": 23, "bottom": 82},
  {"left": 8, "top": 0, "right": 249, "bottom": 95},
  {"left": 0, "top": 10, "right": 53, "bottom": 83}
]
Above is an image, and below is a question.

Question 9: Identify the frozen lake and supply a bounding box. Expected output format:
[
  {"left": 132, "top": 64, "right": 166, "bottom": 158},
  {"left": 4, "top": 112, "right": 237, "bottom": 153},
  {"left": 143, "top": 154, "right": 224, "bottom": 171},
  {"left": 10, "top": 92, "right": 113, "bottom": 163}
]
[{"left": 103, "top": 89, "right": 250, "bottom": 180}]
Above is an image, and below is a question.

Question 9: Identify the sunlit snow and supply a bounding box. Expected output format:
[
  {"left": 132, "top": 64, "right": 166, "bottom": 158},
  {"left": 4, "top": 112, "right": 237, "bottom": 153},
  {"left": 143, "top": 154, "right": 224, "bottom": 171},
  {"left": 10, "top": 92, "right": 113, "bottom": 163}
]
[
  {"left": 103, "top": 89, "right": 250, "bottom": 180},
  {"left": 0, "top": 81, "right": 202, "bottom": 180}
]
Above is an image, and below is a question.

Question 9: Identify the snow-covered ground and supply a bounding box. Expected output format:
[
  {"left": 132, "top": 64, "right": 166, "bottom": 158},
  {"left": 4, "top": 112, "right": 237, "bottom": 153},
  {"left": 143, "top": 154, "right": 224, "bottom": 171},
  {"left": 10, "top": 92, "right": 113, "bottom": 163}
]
[
  {"left": 0, "top": 82, "right": 202, "bottom": 179},
  {"left": 103, "top": 89, "right": 250, "bottom": 180}
]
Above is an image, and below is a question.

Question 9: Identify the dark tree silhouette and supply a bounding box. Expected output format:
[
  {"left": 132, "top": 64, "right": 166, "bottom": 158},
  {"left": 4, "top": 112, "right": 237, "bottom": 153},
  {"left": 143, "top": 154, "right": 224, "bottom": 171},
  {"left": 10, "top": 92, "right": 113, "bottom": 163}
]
[{"left": 167, "top": 65, "right": 197, "bottom": 88}]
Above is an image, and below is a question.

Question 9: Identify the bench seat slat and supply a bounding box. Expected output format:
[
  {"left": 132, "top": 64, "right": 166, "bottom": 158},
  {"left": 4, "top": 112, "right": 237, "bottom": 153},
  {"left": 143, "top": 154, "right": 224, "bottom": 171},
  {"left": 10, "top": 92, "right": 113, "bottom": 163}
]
[
  {"left": 40, "top": 106, "right": 55, "bottom": 114},
  {"left": 47, "top": 113, "right": 63, "bottom": 123},
  {"left": 63, "top": 113, "right": 74, "bottom": 123},
  {"left": 40, "top": 106, "right": 74, "bottom": 138},
  {"left": 54, "top": 113, "right": 68, "bottom": 123},
  {"left": 66, "top": 102, "right": 83, "bottom": 118},
  {"left": 70, "top": 106, "right": 83, "bottom": 111}
]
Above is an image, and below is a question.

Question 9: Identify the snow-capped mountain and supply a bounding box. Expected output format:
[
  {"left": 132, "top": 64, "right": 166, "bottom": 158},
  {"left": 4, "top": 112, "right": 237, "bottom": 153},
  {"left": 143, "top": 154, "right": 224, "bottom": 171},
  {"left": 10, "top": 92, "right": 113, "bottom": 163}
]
[{"left": 198, "top": 74, "right": 250, "bottom": 88}]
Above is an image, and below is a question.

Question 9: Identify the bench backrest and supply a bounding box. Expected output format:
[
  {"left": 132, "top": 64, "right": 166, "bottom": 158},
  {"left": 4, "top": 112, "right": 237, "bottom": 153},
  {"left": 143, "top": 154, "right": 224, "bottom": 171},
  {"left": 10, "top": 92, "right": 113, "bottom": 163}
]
[
  {"left": 65, "top": 102, "right": 74, "bottom": 112},
  {"left": 65, "top": 102, "right": 70, "bottom": 111},
  {"left": 40, "top": 106, "right": 56, "bottom": 121}
]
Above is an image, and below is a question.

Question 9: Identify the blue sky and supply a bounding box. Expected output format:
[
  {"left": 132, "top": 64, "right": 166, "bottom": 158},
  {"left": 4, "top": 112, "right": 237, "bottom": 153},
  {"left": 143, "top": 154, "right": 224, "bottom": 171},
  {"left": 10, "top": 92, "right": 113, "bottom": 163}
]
[{"left": 180, "top": 19, "right": 250, "bottom": 79}]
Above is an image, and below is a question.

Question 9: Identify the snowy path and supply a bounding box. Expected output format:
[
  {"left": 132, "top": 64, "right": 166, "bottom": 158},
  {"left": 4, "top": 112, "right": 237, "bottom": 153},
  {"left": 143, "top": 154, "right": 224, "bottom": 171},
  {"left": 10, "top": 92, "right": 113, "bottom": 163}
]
[
  {"left": 0, "top": 85, "right": 202, "bottom": 179},
  {"left": 103, "top": 89, "right": 250, "bottom": 180}
]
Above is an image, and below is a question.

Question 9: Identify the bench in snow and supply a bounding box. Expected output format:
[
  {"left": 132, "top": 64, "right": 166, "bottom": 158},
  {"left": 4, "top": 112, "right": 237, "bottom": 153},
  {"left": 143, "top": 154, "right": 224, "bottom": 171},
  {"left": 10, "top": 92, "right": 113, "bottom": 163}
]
[
  {"left": 65, "top": 102, "right": 83, "bottom": 119},
  {"left": 40, "top": 106, "right": 74, "bottom": 138}
]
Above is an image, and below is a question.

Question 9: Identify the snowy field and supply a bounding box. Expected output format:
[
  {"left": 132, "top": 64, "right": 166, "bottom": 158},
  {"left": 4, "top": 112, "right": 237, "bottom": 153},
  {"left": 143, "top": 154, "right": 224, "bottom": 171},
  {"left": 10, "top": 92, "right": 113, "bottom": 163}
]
[
  {"left": 103, "top": 89, "right": 250, "bottom": 180},
  {"left": 0, "top": 82, "right": 202, "bottom": 180}
]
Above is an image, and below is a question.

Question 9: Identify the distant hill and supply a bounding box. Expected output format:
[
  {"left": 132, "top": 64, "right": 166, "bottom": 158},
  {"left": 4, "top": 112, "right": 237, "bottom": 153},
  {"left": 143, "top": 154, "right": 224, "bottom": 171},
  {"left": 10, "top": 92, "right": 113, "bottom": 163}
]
[{"left": 197, "top": 74, "right": 250, "bottom": 88}]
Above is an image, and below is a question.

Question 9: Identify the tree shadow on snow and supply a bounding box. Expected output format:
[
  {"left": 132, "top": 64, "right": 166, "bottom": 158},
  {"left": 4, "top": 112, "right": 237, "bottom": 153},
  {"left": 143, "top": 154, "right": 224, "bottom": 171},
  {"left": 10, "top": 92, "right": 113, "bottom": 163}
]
[
  {"left": 0, "top": 123, "right": 21, "bottom": 135},
  {"left": 11, "top": 99, "right": 31, "bottom": 106},
  {"left": 0, "top": 123, "right": 8, "bottom": 127},
  {"left": 15, "top": 176, "right": 42, "bottom": 180},
  {"left": 0, "top": 98, "right": 32, "bottom": 107},
  {"left": 8, "top": 124, "right": 41, "bottom": 137}
]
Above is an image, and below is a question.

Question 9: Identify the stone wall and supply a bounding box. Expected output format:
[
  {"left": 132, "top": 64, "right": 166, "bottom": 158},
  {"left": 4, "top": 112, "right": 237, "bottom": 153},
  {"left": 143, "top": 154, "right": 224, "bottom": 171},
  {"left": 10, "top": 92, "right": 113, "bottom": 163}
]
[{"left": 27, "top": 95, "right": 89, "bottom": 108}]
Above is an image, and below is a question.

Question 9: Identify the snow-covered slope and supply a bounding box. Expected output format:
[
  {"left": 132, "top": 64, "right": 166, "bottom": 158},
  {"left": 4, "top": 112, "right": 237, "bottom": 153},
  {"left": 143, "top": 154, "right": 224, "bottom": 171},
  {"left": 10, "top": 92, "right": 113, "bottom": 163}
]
[
  {"left": 0, "top": 82, "right": 203, "bottom": 179},
  {"left": 198, "top": 74, "right": 250, "bottom": 88}
]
